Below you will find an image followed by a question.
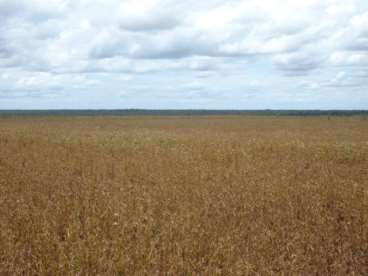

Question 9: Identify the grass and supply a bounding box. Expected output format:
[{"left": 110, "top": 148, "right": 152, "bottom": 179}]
[{"left": 0, "top": 116, "right": 367, "bottom": 275}]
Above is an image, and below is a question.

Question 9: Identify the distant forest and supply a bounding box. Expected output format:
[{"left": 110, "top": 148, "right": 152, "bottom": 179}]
[{"left": 0, "top": 109, "right": 367, "bottom": 117}]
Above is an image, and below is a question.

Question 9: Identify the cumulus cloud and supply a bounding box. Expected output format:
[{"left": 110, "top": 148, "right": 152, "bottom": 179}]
[
  {"left": 0, "top": 0, "right": 367, "bottom": 108},
  {"left": 273, "top": 51, "right": 326, "bottom": 75},
  {"left": 345, "top": 12, "right": 368, "bottom": 51}
]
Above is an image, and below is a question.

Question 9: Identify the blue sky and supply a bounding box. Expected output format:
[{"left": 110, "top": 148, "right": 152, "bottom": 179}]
[{"left": 0, "top": 0, "right": 368, "bottom": 109}]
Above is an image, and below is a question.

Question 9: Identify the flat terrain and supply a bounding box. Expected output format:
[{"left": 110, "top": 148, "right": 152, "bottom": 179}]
[{"left": 0, "top": 116, "right": 367, "bottom": 275}]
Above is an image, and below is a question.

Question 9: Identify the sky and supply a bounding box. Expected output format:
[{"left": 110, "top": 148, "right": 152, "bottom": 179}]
[{"left": 0, "top": 0, "right": 368, "bottom": 110}]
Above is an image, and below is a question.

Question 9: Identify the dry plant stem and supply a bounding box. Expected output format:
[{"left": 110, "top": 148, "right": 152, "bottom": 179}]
[{"left": 0, "top": 116, "right": 367, "bottom": 275}]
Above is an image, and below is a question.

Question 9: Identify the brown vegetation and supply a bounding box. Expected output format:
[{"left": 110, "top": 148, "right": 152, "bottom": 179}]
[{"left": 0, "top": 116, "right": 367, "bottom": 275}]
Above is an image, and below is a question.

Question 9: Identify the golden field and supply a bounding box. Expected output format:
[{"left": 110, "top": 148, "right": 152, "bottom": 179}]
[{"left": 0, "top": 116, "right": 367, "bottom": 275}]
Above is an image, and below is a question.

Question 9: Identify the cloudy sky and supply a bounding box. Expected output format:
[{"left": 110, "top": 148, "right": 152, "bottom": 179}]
[{"left": 0, "top": 0, "right": 368, "bottom": 109}]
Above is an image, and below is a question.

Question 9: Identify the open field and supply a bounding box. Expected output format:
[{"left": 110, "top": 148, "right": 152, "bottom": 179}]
[{"left": 0, "top": 116, "right": 367, "bottom": 275}]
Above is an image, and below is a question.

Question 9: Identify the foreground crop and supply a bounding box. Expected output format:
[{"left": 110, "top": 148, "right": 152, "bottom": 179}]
[{"left": 0, "top": 116, "right": 367, "bottom": 275}]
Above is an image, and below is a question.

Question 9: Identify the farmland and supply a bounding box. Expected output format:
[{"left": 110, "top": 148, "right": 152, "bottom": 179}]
[{"left": 0, "top": 116, "right": 367, "bottom": 275}]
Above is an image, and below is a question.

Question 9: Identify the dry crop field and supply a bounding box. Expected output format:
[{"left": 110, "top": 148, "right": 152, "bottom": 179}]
[{"left": 0, "top": 116, "right": 367, "bottom": 275}]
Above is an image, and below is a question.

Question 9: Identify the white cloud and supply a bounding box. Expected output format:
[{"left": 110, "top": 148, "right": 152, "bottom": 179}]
[{"left": 0, "top": 0, "right": 367, "bottom": 108}]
